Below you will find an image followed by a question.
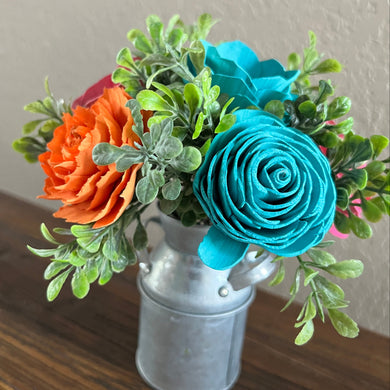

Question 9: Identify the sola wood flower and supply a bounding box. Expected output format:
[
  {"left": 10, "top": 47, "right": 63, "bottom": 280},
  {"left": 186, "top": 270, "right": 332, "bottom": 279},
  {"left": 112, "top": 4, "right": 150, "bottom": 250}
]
[
  {"left": 193, "top": 109, "right": 337, "bottom": 270},
  {"left": 39, "top": 87, "right": 150, "bottom": 228},
  {"left": 202, "top": 40, "right": 299, "bottom": 110}
]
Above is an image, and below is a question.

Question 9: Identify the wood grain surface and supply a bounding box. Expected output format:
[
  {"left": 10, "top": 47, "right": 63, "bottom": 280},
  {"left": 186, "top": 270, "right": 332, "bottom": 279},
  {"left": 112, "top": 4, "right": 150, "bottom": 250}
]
[{"left": 0, "top": 191, "right": 389, "bottom": 390}]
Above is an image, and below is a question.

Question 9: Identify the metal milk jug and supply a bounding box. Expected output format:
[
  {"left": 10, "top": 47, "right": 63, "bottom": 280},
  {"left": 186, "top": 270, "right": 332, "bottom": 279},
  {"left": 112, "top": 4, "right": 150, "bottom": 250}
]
[{"left": 136, "top": 212, "right": 275, "bottom": 390}]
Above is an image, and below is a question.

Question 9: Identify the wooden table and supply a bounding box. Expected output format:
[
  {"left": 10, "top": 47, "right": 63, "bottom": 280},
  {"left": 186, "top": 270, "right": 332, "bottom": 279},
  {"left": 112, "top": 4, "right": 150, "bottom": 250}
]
[{"left": 0, "top": 191, "right": 389, "bottom": 390}]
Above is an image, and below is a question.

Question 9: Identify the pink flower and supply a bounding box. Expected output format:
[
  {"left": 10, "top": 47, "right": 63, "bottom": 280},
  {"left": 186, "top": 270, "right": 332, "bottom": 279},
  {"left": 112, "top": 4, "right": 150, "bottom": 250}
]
[{"left": 72, "top": 74, "right": 118, "bottom": 109}]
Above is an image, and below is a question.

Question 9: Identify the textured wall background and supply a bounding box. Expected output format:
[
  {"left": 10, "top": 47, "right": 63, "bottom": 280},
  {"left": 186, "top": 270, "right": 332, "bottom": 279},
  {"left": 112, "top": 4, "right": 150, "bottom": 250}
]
[{"left": 1, "top": 0, "right": 389, "bottom": 335}]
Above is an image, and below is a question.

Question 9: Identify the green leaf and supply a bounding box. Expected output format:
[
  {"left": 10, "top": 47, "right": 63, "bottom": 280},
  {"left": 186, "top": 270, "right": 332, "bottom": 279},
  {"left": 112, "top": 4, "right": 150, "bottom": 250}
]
[
  {"left": 159, "top": 195, "right": 182, "bottom": 214},
  {"left": 295, "top": 295, "right": 316, "bottom": 327},
  {"left": 268, "top": 260, "right": 285, "bottom": 286},
  {"left": 136, "top": 176, "right": 159, "bottom": 204},
  {"left": 44, "top": 261, "right": 70, "bottom": 280},
  {"left": 133, "top": 220, "right": 148, "bottom": 251},
  {"left": 264, "top": 100, "right": 285, "bottom": 119},
  {"left": 314, "top": 59, "right": 342, "bottom": 74},
  {"left": 171, "top": 146, "right": 202, "bottom": 172},
  {"left": 349, "top": 213, "right": 372, "bottom": 239},
  {"left": 371, "top": 196, "right": 390, "bottom": 216},
  {"left": 111, "top": 67, "right": 133, "bottom": 84},
  {"left": 303, "top": 268, "right": 319, "bottom": 286},
  {"left": 111, "top": 257, "right": 129, "bottom": 273},
  {"left": 162, "top": 178, "right": 182, "bottom": 200},
  {"left": 24, "top": 100, "right": 50, "bottom": 115},
  {"left": 71, "top": 269, "right": 90, "bottom": 299},
  {"left": 362, "top": 199, "right": 383, "bottom": 222},
  {"left": 102, "top": 238, "right": 119, "bottom": 262},
  {"left": 325, "top": 260, "right": 364, "bottom": 279},
  {"left": 115, "top": 150, "right": 144, "bottom": 172},
  {"left": 146, "top": 14, "right": 164, "bottom": 49},
  {"left": 85, "top": 260, "right": 99, "bottom": 283},
  {"left": 336, "top": 187, "right": 350, "bottom": 210},
  {"left": 316, "top": 80, "right": 334, "bottom": 104},
  {"left": 189, "top": 40, "right": 206, "bottom": 74},
  {"left": 137, "top": 90, "right": 174, "bottom": 112},
  {"left": 127, "top": 29, "right": 153, "bottom": 54},
  {"left": 334, "top": 211, "right": 351, "bottom": 234},
  {"left": 193, "top": 112, "right": 205, "bottom": 139},
  {"left": 327, "top": 97, "right": 351, "bottom": 120},
  {"left": 307, "top": 248, "right": 336, "bottom": 267},
  {"left": 314, "top": 240, "right": 335, "bottom": 248},
  {"left": 370, "top": 135, "right": 389, "bottom": 159},
  {"left": 181, "top": 210, "right": 197, "bottom": 226},
  {"left": 214, "top": 114, "right": 236, "bottom": 134},
  {"left": 76, "top": 235, "right": 102, "bottom": 254},
  {"left": 295, "top": 319, "right": 314, "bottom": 345},
  {"left": 147, "top": 169, "right": 165, "bottom": 188},
  {"left": 40, "top": 223, "right": 60, "bottom": 245},
  {"left": 47, "top": 268, "right": 73, "bottom": 301},
  {"left": 365, "top": 161, "right": 386, "bottom": 180},
  {"left": 92, "top": 143, "right": 122, "bottom": 166},
  {"left": 184, "top": 83, "right": 203, "bottom": 117},
  {"left": 98, "top": 259, "right": 113, "bottom": 285},
  {"left": 22, "top": 119, "right": 45, "bottom": 135},
  {"left": 196, "top": 13, "right": 218, "bottom": 40},
  {"left": 315, "top": 276, "right": 348, "bottom": 309},
  {"left": 156, "top": 136, "right": 183, "bottom": 159},
  {"left": 328, "top": 309, "right": 359, "bottom": 338},
  {"left": 316, "top": 131, "right": 339, "bottom": 148},
  {"left": 298, "top": 100, "right": 317, "bottom": 119},
  {"left": 287, "top": 52, "right": 301, "bottom": 70},
  {"left": 199, "top": 138, "right": 211, "bottom": 156},
  {"left": 328, "top": 117, "right": 354, "bottom": 134},
  {"left": 68, "top": 250, "right": 87, "bottom": 267},
  {"left": 126, "top": 99, "right": 147, "bottom": 138},
  {"left": 27, "top": 245, "right": 57, "bottom": 258},
  {"left": 346, "top": 169, "right": 368, "bottom": 190},
  {"left": 116, "top": 47, "right": 136, "bottom": 69}
]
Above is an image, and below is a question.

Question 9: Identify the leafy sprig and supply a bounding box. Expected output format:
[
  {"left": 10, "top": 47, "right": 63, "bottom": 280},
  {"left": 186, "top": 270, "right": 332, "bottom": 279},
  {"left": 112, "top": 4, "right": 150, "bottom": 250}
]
[
  {"left": 112, "top": 14, "right": 217, "bottom": 97},
  {"left": 13, "top": 78, "right": 71, "bottom": 162},
  {"left": 268, "top": 242, "right": 363, "bottom": 345},
  {"left": 29, "top": 203, "right": 147, "bottom": 301}
]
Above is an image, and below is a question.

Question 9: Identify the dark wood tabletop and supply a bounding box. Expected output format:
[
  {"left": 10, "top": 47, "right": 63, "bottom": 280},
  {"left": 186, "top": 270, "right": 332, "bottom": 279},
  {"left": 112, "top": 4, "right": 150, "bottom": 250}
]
[{"left": 0, "top": 191, "right": 389, "bottom": 390}]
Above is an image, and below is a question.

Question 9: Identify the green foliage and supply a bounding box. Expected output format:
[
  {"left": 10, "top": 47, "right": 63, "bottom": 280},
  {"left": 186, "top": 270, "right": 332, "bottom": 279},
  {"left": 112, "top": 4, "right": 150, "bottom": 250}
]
[
  {"left": 29, "top": 203, "right": 145, "bottom": 301},
  {"left": 277, "top": 245, "right": 363, "bottom": 345},
  {"left": 13, "top": 78, "right": 72, "bottom": 162}
]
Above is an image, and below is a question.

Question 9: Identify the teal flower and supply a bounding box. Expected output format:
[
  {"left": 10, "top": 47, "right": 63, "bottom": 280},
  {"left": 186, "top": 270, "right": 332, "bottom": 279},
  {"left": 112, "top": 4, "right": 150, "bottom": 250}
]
[
  {"left": 193, "top": 110, "right": 336, "bottom": 270},
  {"left": 202, "top": 40, "right": 299, "bottom": 110}
]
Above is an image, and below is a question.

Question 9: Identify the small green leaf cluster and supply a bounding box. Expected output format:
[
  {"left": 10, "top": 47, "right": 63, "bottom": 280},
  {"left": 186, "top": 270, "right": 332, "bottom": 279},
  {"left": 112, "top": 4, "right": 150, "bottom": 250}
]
[
  {"left": 328, "top": 134, "right": 390, "bottom": 238},
  {"left": 101, "top": 14, "right": 237, "bottom": 225},
  {"left": 93, "top": 101, "right": 201, "bottom": 208},
  {"left": 268, "top": 242, "right": 362, "bottom": 345},
  {"left": 283, "top": 81, "right": 353, "bottom": 148},
  {"left": 13, "top": 78, "right": 71, "bottom": 162},
  {"left": 29, "top": 204, "right": 147, "bottom": 301},
  {"left": 112, "top": 14, "right": 217, "bottom": 97},
  {"left": 287, "top": 31, "right": 343, "bottom": 95}
]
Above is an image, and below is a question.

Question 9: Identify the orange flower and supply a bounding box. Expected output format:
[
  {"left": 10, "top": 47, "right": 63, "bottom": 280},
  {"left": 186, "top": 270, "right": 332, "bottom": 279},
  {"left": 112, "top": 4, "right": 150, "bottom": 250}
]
[{"left": 39, "top": 87, "right": 150, "bottom": 228}]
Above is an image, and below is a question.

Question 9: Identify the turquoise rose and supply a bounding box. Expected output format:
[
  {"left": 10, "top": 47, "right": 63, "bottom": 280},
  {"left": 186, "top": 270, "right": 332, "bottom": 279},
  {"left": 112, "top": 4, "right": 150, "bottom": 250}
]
[
  {"left": 202, "top": 40, "right": 299, "bottom": 110},
  {"left": 193, "top": 110, "right": 336, "bottom": 270}
]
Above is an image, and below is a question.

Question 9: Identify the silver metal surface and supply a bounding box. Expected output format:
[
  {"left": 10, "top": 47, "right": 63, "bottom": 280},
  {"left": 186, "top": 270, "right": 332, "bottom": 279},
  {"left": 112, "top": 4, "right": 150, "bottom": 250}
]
[{"left": 136, "top": 213, "right": 274, "bottom": 390}]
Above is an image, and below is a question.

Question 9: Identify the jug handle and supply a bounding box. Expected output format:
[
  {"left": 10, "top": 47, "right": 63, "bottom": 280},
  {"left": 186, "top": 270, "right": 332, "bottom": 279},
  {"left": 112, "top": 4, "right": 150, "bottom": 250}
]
[
  {"left": 228, "top": 250, "right": 277, "bottom": 291},
  {"left": 137, "top": 216, "right": 162, "bottom": 274}
]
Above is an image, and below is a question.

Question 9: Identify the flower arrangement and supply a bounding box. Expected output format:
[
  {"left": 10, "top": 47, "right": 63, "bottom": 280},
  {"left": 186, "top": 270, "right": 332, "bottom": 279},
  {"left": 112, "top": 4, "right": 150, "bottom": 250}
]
[{"left": 14, "top": 14, "right": 389, "bottom": 345}]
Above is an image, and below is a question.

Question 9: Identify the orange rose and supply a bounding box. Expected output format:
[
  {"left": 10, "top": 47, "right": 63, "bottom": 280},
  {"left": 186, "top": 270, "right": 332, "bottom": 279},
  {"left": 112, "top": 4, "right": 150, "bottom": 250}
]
[{"left": 39, "top": 87, "right": 150, "bottom": 228}]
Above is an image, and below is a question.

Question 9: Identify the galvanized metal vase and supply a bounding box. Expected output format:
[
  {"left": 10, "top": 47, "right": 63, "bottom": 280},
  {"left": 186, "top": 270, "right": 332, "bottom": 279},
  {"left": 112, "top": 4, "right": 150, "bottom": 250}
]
[{"left": 136, "top": 212, "right": 275, "bottom": 390}]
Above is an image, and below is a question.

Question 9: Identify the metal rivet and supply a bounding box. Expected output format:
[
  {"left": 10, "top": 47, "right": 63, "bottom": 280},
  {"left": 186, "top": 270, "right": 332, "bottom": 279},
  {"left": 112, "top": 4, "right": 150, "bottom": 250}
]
[
  {"left": 218, "top": 286, "right": 229, "bottom": 297},
  {"left": 139, "top": 262, "right": 151, "bottom": 274}
]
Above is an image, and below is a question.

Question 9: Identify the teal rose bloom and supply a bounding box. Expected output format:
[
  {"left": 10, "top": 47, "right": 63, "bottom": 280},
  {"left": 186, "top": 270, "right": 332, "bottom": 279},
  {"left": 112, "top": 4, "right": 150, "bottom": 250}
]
[
  {"left": 202, "top": 40, "right": 299, "bottom": 110},
  {"left": 193, "top": 110, "right": 336, "bottom": 270}
]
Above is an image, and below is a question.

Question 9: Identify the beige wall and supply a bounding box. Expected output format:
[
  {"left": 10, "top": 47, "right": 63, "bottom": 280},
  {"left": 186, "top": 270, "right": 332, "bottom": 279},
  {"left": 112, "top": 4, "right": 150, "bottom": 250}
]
[{"left": 1, "top": 0, "right": 389, "bottom": 335}]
